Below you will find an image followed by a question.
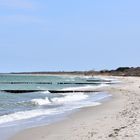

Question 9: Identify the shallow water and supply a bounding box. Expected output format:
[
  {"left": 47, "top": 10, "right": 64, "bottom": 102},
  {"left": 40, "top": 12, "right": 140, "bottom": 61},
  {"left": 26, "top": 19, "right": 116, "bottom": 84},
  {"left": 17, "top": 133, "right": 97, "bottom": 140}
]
[{"left": 0, "top": 74, "right": 115, "bottom": 140}]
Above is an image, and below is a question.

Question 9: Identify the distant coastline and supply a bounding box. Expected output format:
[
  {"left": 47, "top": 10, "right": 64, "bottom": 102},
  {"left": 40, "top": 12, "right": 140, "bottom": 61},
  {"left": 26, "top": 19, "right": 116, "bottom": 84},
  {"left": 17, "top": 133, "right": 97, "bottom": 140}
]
[{"left": 6, "top": 67, "right": 140, "bottom": 77}]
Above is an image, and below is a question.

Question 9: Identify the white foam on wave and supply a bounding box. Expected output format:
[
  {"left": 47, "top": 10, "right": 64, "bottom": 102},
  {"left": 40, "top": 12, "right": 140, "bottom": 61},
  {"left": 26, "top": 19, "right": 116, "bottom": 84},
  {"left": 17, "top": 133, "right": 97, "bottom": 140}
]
[
  {"left": 41, "top": 90, "right": 51, "bottom": 94},
  {"left": 31, "top": 93, "right": 88, "bottom": 105},
  {"left": 0, "top": 109, "right": 58, "bottom": 125},
  {"left": 31, "top": 97, "right": 51, "bottom": 105},
  {"left": 0, "top": 92, "right": 109, "bottom": 126},
  {"left": 0, "top": 94, "right": 97, "bottom": 125},
  {"left": 61, "top": 84, "right": 108, "bottom": 91},
  {"left": 52, "top": 93, "right": 88, "bottom": 103}
]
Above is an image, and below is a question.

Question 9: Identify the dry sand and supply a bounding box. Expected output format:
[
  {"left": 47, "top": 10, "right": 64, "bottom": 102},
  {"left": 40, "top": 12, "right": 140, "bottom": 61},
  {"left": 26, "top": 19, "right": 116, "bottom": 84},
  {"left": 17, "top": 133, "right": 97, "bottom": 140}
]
[{"left": 10, "top": 76, "right": 140, "bottom": 140}]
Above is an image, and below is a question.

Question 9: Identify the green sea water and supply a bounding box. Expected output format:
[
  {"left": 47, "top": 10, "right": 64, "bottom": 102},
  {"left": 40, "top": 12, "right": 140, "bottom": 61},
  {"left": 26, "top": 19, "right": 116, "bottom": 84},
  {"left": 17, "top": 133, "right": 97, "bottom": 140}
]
[
  {"left": 0, "top": 74, "right": 114, "bottom": 140},
  {"left": 0, "top": 74, "right": 92, "bottom": 90}
]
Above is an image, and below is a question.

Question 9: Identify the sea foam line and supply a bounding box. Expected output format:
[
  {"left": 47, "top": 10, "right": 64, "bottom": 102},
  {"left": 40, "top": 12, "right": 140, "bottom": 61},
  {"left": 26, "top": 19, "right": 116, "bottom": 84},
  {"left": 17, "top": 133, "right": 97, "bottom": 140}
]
[
  {"left": 31, "top": 93, "right": 88, "bottom": 105},
  {"left": 0, "top": 109, "right": 58, "bottom": 125}
]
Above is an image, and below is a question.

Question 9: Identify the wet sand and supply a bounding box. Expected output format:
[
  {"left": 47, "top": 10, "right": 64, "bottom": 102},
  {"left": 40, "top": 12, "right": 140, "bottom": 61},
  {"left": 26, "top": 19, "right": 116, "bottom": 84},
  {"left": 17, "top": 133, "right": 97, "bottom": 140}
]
[{"left": 10, "top": 76, "right": 140, "bottom": 140}]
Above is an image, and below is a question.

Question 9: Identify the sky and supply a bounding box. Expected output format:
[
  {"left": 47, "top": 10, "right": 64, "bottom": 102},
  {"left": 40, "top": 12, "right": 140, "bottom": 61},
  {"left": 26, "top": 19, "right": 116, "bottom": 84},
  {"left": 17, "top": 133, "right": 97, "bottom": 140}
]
[{"left": 0, "top": 0, "right": 140, "bottom": 72}]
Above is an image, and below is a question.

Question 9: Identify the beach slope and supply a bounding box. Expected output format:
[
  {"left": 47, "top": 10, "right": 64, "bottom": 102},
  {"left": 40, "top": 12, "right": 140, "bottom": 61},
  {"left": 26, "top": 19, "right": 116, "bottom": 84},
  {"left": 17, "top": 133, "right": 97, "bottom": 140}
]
[{"left": 10, "top": 76, "right": 140, "bottom": 140}]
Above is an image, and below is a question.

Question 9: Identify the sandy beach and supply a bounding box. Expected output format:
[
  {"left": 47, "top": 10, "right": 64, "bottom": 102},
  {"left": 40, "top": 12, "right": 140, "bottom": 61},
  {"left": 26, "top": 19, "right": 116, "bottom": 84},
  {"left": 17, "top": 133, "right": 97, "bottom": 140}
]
[{"left": 10, "top": 76, "right": 140, "bottom": 140}]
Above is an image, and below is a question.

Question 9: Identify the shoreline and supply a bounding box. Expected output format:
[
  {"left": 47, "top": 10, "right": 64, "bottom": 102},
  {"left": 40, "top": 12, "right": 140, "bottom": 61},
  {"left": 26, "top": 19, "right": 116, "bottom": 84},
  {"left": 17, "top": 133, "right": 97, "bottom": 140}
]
[{"left": 10, "top": 76, "right": 140, "bottom": 140}]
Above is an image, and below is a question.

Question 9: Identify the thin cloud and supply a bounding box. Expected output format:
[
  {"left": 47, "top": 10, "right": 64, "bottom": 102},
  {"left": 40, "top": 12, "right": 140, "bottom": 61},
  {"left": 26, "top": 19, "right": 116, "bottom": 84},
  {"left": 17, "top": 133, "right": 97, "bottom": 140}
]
[{"left": 0, "top": 0, "right": 34, "bottom": 9}]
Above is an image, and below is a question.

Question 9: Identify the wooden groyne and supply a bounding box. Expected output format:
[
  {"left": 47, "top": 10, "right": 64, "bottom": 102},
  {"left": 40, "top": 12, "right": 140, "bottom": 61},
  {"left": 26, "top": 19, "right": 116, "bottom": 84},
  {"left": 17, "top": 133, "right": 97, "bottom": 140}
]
[
  {"left": 0, "top": 82, "right": 102, "bottom": 85},
  {"left": 2, "top": 90, "right": 45, "bottom": 93},
  {"left": 0, "top": 82, "right": 53, "bottom": 84},
  {"left": 49, "top": 90, "right": 100, "bottom": 93},
  {"left": 1, "top": 90, "right": 100, "bottom": 93}
]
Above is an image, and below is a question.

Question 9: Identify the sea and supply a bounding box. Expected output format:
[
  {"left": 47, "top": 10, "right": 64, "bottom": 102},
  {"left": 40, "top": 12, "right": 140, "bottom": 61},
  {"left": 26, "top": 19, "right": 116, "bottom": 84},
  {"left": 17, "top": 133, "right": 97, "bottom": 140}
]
[{"left": 0, "top": 74, "right": 116, "bottom": 140}]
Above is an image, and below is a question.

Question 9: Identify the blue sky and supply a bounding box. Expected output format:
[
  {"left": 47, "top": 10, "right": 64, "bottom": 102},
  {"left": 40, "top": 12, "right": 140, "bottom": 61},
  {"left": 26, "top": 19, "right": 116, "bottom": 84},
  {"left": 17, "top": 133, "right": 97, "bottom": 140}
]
[{"left": 0, "top": 0, "right": 140, "bottom": 72}]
